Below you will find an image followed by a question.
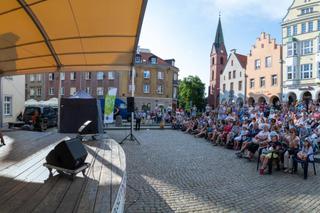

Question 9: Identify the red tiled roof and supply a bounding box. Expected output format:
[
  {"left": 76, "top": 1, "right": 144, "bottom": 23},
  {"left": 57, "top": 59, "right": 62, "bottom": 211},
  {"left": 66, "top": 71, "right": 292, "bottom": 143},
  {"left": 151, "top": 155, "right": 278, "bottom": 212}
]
[
  {"left": 139, "top": 52, "right": 172, "bottom": 66},
  {"left": 235, "top": 53, "right": 247, "bottom": 69}
]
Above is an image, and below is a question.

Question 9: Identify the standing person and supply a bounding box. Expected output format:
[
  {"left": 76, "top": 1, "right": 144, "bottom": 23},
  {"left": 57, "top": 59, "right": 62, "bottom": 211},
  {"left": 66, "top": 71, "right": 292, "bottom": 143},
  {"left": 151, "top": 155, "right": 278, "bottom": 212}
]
[
  {"left": 135, "top": 110, "right": 141, "bottom": 131},
  {"left": 0, "top": 130, "right": 5, "bottom": 145}
]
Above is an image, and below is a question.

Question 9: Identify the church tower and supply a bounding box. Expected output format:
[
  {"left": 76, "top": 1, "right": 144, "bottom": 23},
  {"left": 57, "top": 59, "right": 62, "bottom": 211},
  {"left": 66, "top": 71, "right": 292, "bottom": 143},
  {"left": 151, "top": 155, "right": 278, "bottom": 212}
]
[{"left": 208, "top": 15, "right": 227, "bottom": 108}]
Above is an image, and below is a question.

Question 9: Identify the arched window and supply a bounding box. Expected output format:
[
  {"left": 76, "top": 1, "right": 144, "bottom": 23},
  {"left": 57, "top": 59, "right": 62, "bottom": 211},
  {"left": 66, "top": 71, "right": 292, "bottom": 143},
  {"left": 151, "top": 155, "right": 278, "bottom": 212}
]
[
  {"left": 220, "top": 57, "right": 224, "bottom": 65},
  {"left": 212, "top": 57, "right": 215, "bottom": 65}
]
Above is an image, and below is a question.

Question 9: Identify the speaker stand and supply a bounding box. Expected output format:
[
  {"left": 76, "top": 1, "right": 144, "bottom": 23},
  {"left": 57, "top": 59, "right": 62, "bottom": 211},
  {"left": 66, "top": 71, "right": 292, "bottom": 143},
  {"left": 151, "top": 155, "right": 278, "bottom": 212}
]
[{"left": 119, "top": 112, "right": 140, "bottom": 145}]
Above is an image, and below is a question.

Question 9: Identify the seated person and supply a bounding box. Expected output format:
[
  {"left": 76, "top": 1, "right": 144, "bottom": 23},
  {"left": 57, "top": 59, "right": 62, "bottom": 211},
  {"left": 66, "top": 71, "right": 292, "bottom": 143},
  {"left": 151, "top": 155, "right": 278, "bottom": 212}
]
[
  {"left": 215, "top": 120, "right": 233, "bottom": 146},
  {"left": 296, "top": 138, "right": 314, "bottom": 162},
  {"left": 283, "top": 128, "right": 300, "bottom": 173},
  {"left": 236, "top": 122, "right": 260, "bottom": 159},
  {"left": 233, "top": 125, "right": 249, "bottom": 150},
  {"left": 226, "top": 121, "right": 241, "bottom": 147},
  {"left": 259, "top": 132, "right": 282, "bottom": 175},
  {"left": 0, "top": 130, "right": 5, "bottom": 145},
  {"left": 246, "top": 124, "right": 270, "bottom": 160},
  {"left": 195, "top": 124, "right": 208, "bottom": 138}
]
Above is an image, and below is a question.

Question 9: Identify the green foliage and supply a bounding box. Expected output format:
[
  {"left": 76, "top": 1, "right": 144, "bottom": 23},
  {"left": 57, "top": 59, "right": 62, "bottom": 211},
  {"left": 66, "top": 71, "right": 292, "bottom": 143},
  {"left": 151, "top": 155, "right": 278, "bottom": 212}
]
[{"left": 178, "top": 75, "right": 205, "bottom": 110}]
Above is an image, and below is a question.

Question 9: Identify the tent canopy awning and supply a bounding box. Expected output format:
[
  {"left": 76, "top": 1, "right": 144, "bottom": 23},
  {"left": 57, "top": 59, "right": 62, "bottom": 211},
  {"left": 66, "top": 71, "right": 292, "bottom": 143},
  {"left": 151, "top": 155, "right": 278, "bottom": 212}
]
[{"left": 0, "top": 0, "right": 147, "bottom": 76}]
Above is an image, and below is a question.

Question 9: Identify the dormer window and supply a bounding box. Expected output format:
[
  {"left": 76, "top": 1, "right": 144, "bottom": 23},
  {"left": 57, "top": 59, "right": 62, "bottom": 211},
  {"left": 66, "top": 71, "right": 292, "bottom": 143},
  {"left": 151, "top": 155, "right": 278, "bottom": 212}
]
[
  {"left": 135, "top": 54, "right": 141, "bottom": 64},
  {"left": 150, "top": 56, "right": 157, "bottom": 64}
]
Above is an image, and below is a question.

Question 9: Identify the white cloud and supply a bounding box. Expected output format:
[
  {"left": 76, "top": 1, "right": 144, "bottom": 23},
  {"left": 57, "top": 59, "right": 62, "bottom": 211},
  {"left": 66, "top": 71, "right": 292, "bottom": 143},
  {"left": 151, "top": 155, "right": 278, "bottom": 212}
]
[{"left": 194, "top": 0, "right": 292, "bottom": 21}]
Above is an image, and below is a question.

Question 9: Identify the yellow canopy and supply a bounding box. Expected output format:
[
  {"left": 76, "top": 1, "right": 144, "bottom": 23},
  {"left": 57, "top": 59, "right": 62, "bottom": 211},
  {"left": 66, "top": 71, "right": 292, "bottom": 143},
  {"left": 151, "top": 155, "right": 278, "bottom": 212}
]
[{"left": 0, "top": 0, "right": 147, "bottom": 76}]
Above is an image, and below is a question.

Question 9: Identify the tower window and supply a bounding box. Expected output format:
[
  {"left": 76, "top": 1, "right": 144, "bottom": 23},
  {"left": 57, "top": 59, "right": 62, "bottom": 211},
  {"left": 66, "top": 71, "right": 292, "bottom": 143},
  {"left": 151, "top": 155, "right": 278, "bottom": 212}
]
[
  {"left": 220, "top": 57, "right": 224, "bottom": 65},
  {"left": 212, "top": 58, "right": 215, "bottom": 65}
]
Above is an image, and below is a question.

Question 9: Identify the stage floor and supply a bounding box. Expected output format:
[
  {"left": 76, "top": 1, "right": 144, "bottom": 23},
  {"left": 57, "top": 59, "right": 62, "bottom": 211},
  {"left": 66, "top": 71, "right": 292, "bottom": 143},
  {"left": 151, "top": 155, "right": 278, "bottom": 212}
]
[{"left": 0, "top": 130, "right": 125, "bottom": 213}]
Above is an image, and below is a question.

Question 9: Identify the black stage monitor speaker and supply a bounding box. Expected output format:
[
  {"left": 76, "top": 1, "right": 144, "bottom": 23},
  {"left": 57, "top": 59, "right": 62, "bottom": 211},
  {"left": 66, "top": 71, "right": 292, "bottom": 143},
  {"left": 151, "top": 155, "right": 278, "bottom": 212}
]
[
  {"left": 46, "top": 138, "right": 88, "bottom": 170},
  {"left": 127, "top": 97, "right": 135, "bottom": 113}
]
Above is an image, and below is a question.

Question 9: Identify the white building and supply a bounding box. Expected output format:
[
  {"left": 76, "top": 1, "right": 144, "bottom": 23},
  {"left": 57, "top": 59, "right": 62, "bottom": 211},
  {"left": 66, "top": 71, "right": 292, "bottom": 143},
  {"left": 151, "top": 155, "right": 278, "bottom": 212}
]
[
  {"left": 1, "top": 75, "right": 25, "bottom": 125},
  {"left": 282, "top": 0, "right": 320, "bottom": 103},
  {"left": 219, "top": 50, "right": 247, "bottom": 106}
]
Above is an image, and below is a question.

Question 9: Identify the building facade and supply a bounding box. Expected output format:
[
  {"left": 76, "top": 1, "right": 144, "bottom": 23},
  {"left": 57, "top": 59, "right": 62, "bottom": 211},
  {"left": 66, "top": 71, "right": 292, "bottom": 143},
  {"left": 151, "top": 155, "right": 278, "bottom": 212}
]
[
  {"left": 208, "top": 16, "right": 228, "bottom": 108},
  {"left": 1, "top": 75, "right": 25, "bottom": 124},
  {"left": 282, "top": 0, "right": 320, "bottom": 103},
  {"left": 219, "top": 50, "right": 247, "bottom": 106},
  {"left": 26, "top": 71, "right": 121, "bottom": 100},
  {"left": 247, "top": 32, "right": 282, "bottom": 106},
  {"left": 125, "top": 49, "right": 179, "bottom": 111}
]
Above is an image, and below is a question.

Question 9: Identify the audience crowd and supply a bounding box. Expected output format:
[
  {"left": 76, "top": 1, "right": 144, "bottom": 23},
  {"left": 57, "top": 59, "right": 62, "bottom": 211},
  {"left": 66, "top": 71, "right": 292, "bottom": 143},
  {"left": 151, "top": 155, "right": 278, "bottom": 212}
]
[{"left": 171, "top": 101, "right": 319, "bottom": 175}]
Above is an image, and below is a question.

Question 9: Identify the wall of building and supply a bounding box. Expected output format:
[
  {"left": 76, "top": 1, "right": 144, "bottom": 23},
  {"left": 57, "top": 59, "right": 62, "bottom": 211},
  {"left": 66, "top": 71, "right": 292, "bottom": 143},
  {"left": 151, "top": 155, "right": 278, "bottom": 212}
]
[
  {"left": 2, "top": 75, "right": 25, "bottom": 124},
  {"left": 219, "top": 52, "right": 246, "bottom": 105},
  {"left": 247, "top": 32, "right": 282, "bottom": 105}
]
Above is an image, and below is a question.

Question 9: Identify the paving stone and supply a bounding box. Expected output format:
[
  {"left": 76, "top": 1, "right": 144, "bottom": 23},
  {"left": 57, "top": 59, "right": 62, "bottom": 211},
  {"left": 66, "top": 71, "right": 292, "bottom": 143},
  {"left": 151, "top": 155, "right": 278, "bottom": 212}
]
[{"left": 108, "top": 130, "right": 320, "bottom": 213}]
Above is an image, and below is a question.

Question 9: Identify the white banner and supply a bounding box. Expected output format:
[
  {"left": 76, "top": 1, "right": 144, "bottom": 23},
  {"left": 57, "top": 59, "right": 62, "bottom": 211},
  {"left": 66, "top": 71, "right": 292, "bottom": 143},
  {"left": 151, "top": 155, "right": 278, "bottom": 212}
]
[{"left": 104, "top": 88, "right": 117, "bottom": 124}]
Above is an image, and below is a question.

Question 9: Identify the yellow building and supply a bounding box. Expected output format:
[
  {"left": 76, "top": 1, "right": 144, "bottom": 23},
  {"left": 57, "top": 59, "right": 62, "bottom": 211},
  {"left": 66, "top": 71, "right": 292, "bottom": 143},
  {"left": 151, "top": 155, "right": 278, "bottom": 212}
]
[
  {"left": 282, "top": 0, "right": 320, "bottom": 103},
  {"left": 120, "top": 49, "right": 179, "bottom": 111},
  {"left": 246, "top": 33, "right": 282, "bottom": 106}
]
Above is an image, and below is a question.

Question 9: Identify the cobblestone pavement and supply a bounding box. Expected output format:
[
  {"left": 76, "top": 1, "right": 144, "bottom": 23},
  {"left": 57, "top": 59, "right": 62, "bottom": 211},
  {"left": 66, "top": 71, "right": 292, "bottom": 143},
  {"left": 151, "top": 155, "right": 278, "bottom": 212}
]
[{"left": 108, "top": 129, "right": 320, "bottom": 213}]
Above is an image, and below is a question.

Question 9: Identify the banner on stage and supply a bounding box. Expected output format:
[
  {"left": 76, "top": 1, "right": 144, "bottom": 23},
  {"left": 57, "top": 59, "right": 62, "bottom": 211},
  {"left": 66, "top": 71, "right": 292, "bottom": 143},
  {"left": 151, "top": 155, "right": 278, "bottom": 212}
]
[{"left": 104, "top": 88, "right": 117, "bottom": 124}]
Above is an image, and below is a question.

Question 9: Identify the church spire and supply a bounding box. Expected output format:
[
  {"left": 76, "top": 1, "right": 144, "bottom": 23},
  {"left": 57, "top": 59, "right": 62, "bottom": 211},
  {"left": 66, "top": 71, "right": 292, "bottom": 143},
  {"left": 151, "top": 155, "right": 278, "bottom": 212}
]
[{"left": 214, "top": 15, "right": 224, "bottom": 49}]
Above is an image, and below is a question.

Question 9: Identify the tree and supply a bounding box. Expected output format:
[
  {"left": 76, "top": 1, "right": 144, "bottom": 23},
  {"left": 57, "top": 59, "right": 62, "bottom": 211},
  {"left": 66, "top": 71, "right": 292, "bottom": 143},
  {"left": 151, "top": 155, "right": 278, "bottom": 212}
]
[{"left": 178, "top": 75, "right": 205, "bottom": 111}]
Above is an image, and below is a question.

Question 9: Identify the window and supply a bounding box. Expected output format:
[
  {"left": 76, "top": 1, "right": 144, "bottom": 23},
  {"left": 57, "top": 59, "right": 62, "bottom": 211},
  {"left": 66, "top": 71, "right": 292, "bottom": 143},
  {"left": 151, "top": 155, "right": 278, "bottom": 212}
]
[
  {"left": 49, "top": 73, "right": 54, "bottom": 81},
  {"left": 212, "top": 57, "right": 215, "bottom": 65},
  {"left": 228, "top": 72, "right": 231, "bottom": 80},
  {"left": 143, "top": 84, "right": 150, "bottom": 93},
  {"left": 301, "top": 40, "right": 313, "bottom": 55},
  {"left": 265, "top": 56, "right": 272, "bottom": 68},
  {"left": 223, "top": 84, "right": 226, "bottom": 92},
  {"left": 85, "top": 72, "right": 91, "bottom": 80},
  {"left": 318, "top": 37, "right": 320, "bottom": 52},
  {"left": 287, "top": 42, "right": 298, "bottom": 57},
  {"left": 301, "top": 7, "right": 314, "bottom": 15},
  {"left": 135, "top": 55, "right": 141, "bottom": 64},
  {"left": 36, "top": 74, "right": 42, "bottom": 81},
  {"left": 174, "top": 73, "right": 178, "bottom": 81},
  {"left": 271, "top": 75, "right": 277, "bottom": 86},
  {"left": 231, "top": 60, "right": 234, "bottom": 66},
  {"left": 108, "top": 72, "right": 115, "bottom": 80},
  {"left": 30, "top": 88, "right": 35, "bottom": 96},
  {"left": 84, "top": 87, "right": 90, "bottom": 94},
  {"left": 30, "top": 74, "right": 35, "bottom": 82},
  {"left": 318, "top": 63, "right": 320, "bottom": 78},
  {"left": 4, "top": 96, "right": 12, "bottom": 116},
  {"left": 60, "top": 87, "right": 64, "bottom": 95},
  {"left": 308, "top": 21, "right": 314, "bottom": 32},
  {"left": 220, "top": 57, "right": 224, "bottom": 65},
  {"left": 70, "top": 72, "right": 76, "bottom": 80},
  {"left": 293, "top": 25, "right": 298, "bottom": 35},
  {"left": 230, "top": 82, "right": 234, "bottom": 91},
  {"left": 232, "top": 70, "right": 235, "bottom": 79},
  {"left": 157, "top": 85, "right": 164, "bottom": 94},
  {"left": 97, "top": 87, "right": 104, "bottom": 96},
  {"left": 287, "top": 66, "right": 296, "bottom": 80},
  {"left": 97, "top": 72, "right": 104, "bottom": 80},
  {"left": 60, "top": 72, "right": 65, "bottom": 81},
  {"left": 238, "top": 81, "right": 242, "bottom": 91},
  {"left": 49, "top": 88, "right": 54, "bottom": 95},
  {"left": 144, "top": 70, "right": 150, "bottom": 79},
  {"left": 70, "top": 87, "right": 77, "bottom": 95},
  {"left": 260, "top": 77, "right": 265, "bottom": 88},
  {"left": 301, "top": 64, "right": 313, "bottom": 79},
  {"left": 318, "top": 19, "right": 320, "bottom": 31},
  {"left": 287, "top": 26, "right": 292, "bottom": 37},
  {"left": 36, "top": 88, "right": 41, "bottom": 96},
  {"left": 158, "top": 71, "right": 164, "bottom": 80},
  {"left": 173, "top": 87, "right": 177, "bottom": 99},
  {"left": 255, "top": 59, "right": 261, "bottom": 70},
  {"left": 302, "top": 22, "right": 307, "bottom": 34},
  {"left": 250, "top": 79, "right": 255, "bottom": 88},
  {"left": 150, "top": 57, "right": 157, "bottom": 64},
  {"left": 240, "top": 72, "right": 242, "bottom": 77}
]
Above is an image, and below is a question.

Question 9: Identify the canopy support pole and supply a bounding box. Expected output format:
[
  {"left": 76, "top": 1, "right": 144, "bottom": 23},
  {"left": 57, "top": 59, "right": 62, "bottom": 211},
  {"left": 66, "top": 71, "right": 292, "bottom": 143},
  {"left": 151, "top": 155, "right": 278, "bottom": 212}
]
[
  {"left": 0, "top": 75, "right": 2, "bottom": 128},
  {"left": 57, "top": 70, "right": 62, "bottom": 132}
]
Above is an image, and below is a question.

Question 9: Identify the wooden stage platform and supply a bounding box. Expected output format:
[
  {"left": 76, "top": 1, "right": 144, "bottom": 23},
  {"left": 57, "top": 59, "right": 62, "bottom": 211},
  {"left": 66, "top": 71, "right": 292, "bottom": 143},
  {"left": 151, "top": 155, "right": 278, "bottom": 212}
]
[{"left": 0, "top": 130, "right": 126, "bottom": 213}]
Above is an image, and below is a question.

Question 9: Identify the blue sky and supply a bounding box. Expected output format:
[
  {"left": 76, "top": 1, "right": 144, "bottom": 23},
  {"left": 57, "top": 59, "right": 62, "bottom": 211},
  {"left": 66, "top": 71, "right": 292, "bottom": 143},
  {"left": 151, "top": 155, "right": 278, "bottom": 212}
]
[{"left": 138, "top": 0, "right": 293, "bottom": 93}]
